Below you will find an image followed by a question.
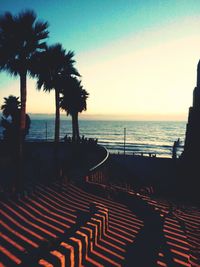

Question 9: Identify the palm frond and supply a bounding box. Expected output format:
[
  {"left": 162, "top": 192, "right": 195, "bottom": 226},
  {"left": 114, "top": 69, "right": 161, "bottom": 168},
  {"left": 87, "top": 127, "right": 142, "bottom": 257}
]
[{"left": 0, "top": 9, "right": 49, "bottom": 77}]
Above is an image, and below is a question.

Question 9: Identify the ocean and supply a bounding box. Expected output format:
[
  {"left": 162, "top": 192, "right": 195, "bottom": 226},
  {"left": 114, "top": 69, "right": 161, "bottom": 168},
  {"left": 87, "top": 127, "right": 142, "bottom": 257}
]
[{"left": 0, "top": 117, "right": 186, "bottom": 158}]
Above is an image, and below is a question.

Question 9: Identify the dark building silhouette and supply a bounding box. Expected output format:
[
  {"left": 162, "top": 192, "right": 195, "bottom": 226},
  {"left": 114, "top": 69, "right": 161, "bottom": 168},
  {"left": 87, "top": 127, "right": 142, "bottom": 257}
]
[
  {"left": 180, "top": 61, "right": 200, "bottom": 204},
  {"left": 183, "top": 60, "right": 200, "bottom": 160}
]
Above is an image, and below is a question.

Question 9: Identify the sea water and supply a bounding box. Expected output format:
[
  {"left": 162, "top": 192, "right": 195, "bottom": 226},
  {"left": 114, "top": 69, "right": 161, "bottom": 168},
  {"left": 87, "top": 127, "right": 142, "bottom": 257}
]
[{"left": 0, "top": 118, "right": 186, "bottom": 158}]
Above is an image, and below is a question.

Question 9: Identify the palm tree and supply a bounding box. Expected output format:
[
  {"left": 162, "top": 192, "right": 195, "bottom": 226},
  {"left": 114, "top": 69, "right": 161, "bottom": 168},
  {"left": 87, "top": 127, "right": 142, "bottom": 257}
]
[
  {"left": 0, "top": 10, "right": 48, "bottom": 191},
  {"left": 60, "top": 77, "right": 89, "bottom": 140},
  {"left": 1, "top": 95, "right": 30, "bottom": 142},
  {"left": 1, "top": 95, "right": 20, "bottom": 118},
  {"left": 0, "top": 10, "right": 48, "bottom": 141},
  {"left": 32, "top": 44, "right": 80, "bottom": 143}
]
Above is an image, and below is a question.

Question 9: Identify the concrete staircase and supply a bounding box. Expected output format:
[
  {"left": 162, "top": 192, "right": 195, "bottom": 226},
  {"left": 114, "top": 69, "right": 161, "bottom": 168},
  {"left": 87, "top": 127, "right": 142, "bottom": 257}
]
[{"left": 0, "top": 182, "right": 200, "bottom": 266}]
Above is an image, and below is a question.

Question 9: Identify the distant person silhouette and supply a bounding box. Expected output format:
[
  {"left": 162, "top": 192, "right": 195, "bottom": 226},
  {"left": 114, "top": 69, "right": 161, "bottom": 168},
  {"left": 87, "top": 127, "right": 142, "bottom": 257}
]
[{"left": 172, "top": 138, "right": 180, "bottom": 159}]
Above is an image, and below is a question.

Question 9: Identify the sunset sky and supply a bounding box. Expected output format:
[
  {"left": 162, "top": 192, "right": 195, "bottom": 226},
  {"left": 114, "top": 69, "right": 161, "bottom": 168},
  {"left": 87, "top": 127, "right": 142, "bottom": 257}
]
[{"left": 1, "top": 0, "right": 200, "bottom": 120}]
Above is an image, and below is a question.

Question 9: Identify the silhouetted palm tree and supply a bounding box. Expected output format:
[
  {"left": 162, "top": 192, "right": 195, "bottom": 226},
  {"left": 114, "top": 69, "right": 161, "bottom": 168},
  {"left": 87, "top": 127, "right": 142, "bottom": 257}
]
[
  {"left": 1, "top": 95, "right": 30, "bottom": 142},
  {"left": 0, "top": 10, "right": 48, "bottom": 140},
  {"left": 60, "top": 77, "right": 89, "bottom": 140},
  {"left": 32, "top": 44, "right": 80, "bottom": 143},
  {"left": 0, "top": 10, "right": 48, "bottom": 191},
  {"left": 1, "top": 95, "right": 20, "bottom": 118}
]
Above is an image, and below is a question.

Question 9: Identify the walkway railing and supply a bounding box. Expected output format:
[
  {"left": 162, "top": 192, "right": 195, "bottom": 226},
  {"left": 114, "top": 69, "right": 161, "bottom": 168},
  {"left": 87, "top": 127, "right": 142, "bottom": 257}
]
[{"left": 85, "top": 145, "right": 109, "bottom": 185}]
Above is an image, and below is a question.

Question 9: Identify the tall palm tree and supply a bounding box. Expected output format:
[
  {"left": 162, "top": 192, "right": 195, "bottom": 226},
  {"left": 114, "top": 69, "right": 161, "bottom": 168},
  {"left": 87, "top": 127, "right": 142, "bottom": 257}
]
[
  {"left": 60, "top": 77, "right": 89, "bottom": 140},
  {"left": 0, "top": 10, "right": 48, "bottom": 140},
  {"left": 32, "top": 44, "right": 80, "bottom": 143},
  {"left": 0, "top": 10, "right": 48, "bottom": 191}
]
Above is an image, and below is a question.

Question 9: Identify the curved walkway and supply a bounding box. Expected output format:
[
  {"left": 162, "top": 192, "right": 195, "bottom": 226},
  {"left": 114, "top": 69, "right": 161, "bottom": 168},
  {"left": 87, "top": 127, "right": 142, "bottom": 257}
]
[{"left": 115, "top": 191, "right": 169, "bottom": 267}]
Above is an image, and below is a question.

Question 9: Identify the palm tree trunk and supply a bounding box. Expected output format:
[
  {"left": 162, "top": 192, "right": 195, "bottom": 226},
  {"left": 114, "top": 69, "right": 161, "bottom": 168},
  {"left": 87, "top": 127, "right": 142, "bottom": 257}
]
[
  {"left": 75, "top": 112, "right": 80, "bottom": 140},
  {"left": 15, "top": 70, "right": 27, "bottom": 192},
  {"left": 72, "top": 112, "right": 79, "bottom": 141},
  {"left": 20, "top": 71, "right": 27, "bottom": 132},
  {"left": 54, "top": 89, "right": 60, "bottom": 143},
  {"left": 54, "top": 89, "right": 60, "bottom": 179},
  {"left": 71, "top": 113, "right": 76, "bottom": 140}
]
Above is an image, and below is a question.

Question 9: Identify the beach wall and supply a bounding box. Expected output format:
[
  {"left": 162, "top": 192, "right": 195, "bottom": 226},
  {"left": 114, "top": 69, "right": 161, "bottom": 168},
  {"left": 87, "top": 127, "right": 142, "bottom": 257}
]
[
  {"left": 0, "top": 141, "right": 107, "bottom": 190},
  {"left": 109, "top": 154, "right": 179, "bottom": 195}
]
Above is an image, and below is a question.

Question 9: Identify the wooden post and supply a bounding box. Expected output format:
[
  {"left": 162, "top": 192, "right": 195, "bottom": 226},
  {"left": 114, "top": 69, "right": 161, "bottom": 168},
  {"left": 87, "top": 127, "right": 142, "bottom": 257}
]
[
  {"left": 124, "top": 128, "right": 126, "bottom": 155},
  {"left": 45, "top": 122, "right": 47, "bottom": 141}
]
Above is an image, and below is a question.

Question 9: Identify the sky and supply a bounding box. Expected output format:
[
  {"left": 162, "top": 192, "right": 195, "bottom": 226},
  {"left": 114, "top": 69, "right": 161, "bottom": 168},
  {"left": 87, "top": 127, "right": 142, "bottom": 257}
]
[{"left": 1, "top": 0, "right": 200, "bottom": 120}]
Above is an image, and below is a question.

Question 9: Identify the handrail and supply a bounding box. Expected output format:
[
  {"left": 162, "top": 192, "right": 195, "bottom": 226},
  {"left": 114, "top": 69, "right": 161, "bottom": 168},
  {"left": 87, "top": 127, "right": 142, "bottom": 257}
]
[
  {"left": 89, "top": 145, "right": 109, "bottom": 172},
  {"left": 82, "top": 145, "right": 110, "bottom": 187}
]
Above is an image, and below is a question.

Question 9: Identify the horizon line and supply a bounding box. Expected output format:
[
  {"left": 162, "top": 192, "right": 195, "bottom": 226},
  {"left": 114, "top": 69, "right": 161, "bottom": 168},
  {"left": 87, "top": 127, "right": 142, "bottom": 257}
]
[{"left": 23, "top": 112, "right": 187, "bottom": 121}]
